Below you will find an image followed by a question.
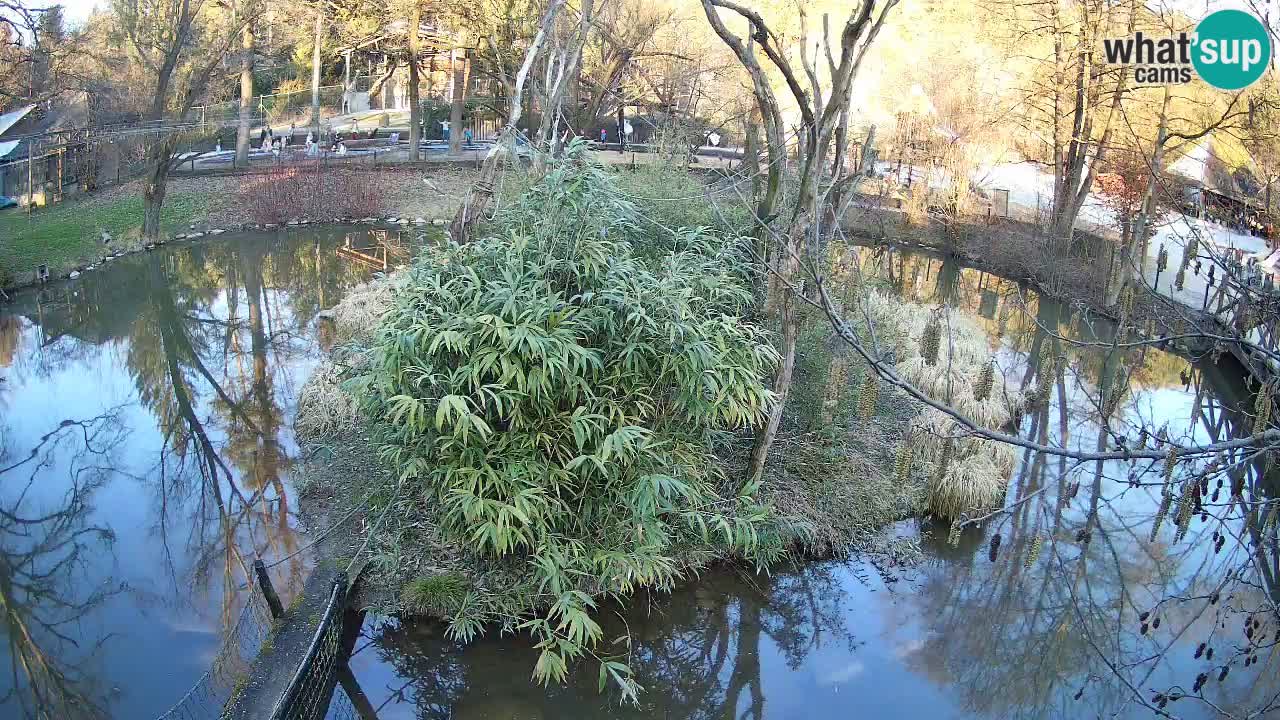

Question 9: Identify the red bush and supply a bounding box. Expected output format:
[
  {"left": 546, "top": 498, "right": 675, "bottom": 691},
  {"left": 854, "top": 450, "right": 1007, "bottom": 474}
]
[
  {"left": 327, "top": 169, "right": 387, "bottom": 219},
  {"left": 237, "top": 165, "right": 317, "bottom": 224},
  {"left": 235, "top": 163, "right": 388, "bottom": 224}
]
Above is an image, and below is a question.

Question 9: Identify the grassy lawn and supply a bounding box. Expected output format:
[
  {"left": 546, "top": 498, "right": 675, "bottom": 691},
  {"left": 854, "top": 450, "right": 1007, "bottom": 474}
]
[{"left": 0, "top": 190, "right": 209, "bottom": 283}]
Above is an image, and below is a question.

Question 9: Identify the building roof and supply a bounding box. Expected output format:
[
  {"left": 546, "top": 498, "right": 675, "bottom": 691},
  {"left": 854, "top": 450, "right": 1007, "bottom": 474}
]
[
  {"left": 0, "top": 105, "right": 37, "bottom": 138},
  {"left": 0, "top": 140, "right": 19, "bottom": 160}
]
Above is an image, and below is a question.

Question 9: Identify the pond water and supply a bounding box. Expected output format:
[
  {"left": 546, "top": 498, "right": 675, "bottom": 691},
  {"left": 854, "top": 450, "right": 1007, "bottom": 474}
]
[
  {"left": 2, "top": 235, "right": 1276, "bottom": 719},
  {"left": 0, "top": 226, "right": 427, "bottom": 719},
  {"left": 338, "top": 244, "right": 1279, "bottom": 719}
]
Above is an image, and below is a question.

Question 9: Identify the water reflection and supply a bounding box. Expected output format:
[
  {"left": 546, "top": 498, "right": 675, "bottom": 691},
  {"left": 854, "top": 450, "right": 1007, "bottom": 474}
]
[
  {"left": 0, "top": 411, "right": 126, "bottom": 718},
  {"left": 351, "top": 562, "right": 864, "bottom": 720},
  {"left": 855, "top": 245, "right": 1280, "bottom": 718},
  {"left": 347, "top": 244, "right": 1277, "bottom": 720},
  {"left": 0, "top": 227, "right": 411, "bottom": 719}
]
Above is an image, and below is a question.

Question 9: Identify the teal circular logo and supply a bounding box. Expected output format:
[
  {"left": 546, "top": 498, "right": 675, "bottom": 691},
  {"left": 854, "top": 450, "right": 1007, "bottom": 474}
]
[{"left": 1193, "top": 10, "right": 1271, "bottom": 90}]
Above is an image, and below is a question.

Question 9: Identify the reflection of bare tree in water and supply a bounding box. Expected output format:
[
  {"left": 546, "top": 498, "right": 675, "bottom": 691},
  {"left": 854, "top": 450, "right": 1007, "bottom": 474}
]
[
  {"left": 0, "top": 233, "right": 373, "bottom": 718},
  {"left": 0, "top": 412, "right": 129, "bottom": 719},
  {"left": 359, "top": 562, "right": 856, "bottom": 719},
  {"left": 881, "top": 256, "right": 1280, "bottom": 719},
  {"left": 826, "top": 245, "right": 1280, "bottom": 718},
  {"left": 0, "top": 315, "right": 21, "bottom": 369},
  {"left": 126, "top": 250, "right": 308, "bottom": 630}
]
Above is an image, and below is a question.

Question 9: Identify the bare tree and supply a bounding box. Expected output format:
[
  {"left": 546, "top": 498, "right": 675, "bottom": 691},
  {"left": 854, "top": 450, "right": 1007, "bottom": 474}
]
[
  {"left": 449, "top": 0, "right": 564, "bottom": 242},
  {"left": 234, "top": 0, "right": 258, "bottom": 166},
  {"left": 408, "top": 0, "right": 423, "bottom": 161},
  {"left": 575, "top": 0, "right": 670, "bottom": 128},
  {"left": 309, "top": 1, "right": 324, "bottom": 138},
  {"left": 533, "top": 0, "right": 597, "bottom": 168},
  {"left": 0, "top": 1, "right": 85, "bottom": 106},
  {"left": 701, "top": 0, "right": 896, "bottom": 485},
  {"left": 447, "top": 43, "right": 468, "bottom": 154},
  {"left": 114, "top": 0, "right": 251, "bottom": 241},
  {"left": 994, "top": 0, "right": 1135, "bottom": 250}
]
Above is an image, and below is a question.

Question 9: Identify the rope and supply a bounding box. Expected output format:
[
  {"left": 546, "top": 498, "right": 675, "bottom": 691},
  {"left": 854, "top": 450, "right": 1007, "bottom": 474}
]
[
  {"left": 263, "top": 494, "right": 373, "bottom": 572},
  {"left": 343, "top": 493, "right": 398, "bottom": 579},
  {"left": 230, "top": 493, "right": 376, "bottom": 592}
]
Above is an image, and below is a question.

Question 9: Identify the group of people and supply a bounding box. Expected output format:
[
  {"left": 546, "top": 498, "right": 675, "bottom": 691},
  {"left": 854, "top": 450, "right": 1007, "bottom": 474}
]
[
  {"left": 258, "top": 124, "right": 295, "bottom": 153},
  {"left": 212, "top": 117, "right": 479, "bottom": 159},
  {"left": 1199, "top": 202, "right": 1275, "bottom": 241},
  {"left": 234, "top": 124, "right": 334, "bottom": 156},
  {"left": 213, "top": 124, "right": 299, "bottom": 155},
  {"left": 435, "top": 120, "right": 474, "bottom": 145}
]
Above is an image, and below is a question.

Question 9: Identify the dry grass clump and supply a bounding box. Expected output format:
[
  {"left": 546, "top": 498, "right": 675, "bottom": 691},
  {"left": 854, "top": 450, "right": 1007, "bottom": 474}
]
[
  {"left": 865, "top": 291, "right": 991, "bottom": 365},
  {"left": 296, "top": 272, "right": 399, "bottom": 441},
  {"left": 858, "top": 291, "right": 1019, "bottom": 521},
  {"left": 906, "top": 408, "right": 1013, "bottom": 520},
  {"left": 295, "top": 359, "right": 362, "bottom": 442},
  {"left": 328, "top": 273, "right": 398, "bottom": 345}
]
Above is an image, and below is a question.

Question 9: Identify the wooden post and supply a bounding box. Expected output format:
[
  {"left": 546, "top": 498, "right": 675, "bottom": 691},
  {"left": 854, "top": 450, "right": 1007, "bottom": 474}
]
[{"left": 254, "top": 559, "right": 286, "bottom": 619}]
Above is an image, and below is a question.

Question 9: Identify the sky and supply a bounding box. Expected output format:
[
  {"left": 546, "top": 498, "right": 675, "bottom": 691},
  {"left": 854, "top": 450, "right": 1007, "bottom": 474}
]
[{"left": 58, "top": 0, "right": 100, "bottom": 25}]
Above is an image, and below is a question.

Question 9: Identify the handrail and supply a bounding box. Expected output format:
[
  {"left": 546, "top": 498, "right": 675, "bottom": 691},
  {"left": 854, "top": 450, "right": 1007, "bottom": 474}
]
[{"left": 269, "top": 573, "right": 350, "bottom": 720}]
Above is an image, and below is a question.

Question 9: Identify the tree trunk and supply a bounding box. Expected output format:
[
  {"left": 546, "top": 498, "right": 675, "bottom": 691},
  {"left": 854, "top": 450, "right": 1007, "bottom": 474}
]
[
  {"left": 534, "top": 0, "right": 594, "bottom": 166},
  {"left": 749, "top": 288, "right": 799, "bottom": 486},
  {"left": 1134, "top": 87, "right": 1170, "bottom": 260},
  {"left": 831, "top": 102, "right": 850, "bottom": 179},
  {"left": 309, "top": 8, "right": 323, "bottom": 137},
  {"left": 749, "top": 218, "right": 806, "bottom": 486},
  {"left": 743, "top": 104, "right": 760, "bottom": 201},
  {"left": 449, "top": 48, "right": 465, "bottom": 154},
  {"left": 408, "top": 1, "right": 422, "bottom": 161},
  {"left": 235, "top": 23, "right": 254, "bottom": 166},
  {"left": 743, "top": 103, "right": 765, "bottom": 296},
  {"left": 142, "top": 136, "right": 176, "bottom": 241}
]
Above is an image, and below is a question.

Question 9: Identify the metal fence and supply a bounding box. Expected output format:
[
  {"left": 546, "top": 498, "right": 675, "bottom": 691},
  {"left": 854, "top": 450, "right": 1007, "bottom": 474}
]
[
  {"left": 189, "top": 85, "right": 348, "bottom": 129},
  {"left": 0, "top": 123, "right": 219, "bottom": 209},
  {"left": 152, "top": 572, "right": 278, "bottom": 720},
  {"left": 269, "top": 573, "right": 360, "bottom": 720},
  {"left": 990, "top": 189, "right": 1010, "bottom": 218}
]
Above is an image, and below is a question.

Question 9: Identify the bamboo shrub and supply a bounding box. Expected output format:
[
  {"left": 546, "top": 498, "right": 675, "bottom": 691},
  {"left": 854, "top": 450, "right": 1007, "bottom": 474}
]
[{"left": 352, "top": 146, "right": 781, "bottom": 697}]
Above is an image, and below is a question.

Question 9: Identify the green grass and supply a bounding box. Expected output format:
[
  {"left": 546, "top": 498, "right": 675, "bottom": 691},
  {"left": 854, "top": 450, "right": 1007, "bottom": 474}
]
[
  {"left": 0, "top": 191, "right": 209, "bottom": 283},
  {"left": 402, "top": 573, "right": 470, "bottom": 616}
]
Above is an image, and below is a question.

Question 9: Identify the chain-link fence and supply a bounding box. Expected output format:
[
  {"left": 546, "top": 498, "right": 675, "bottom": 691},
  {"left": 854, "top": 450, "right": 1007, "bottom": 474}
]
[
  {"left": 151, "top": 574, "right": 277, "bottom": 720},
  {"left": 0, "top": 123, "right": 220, "bottom": 209},
  {"left": 190, "top": 85, "right": 348, "bottom": 129},
  {"left": 270, "top": 573, "right": 352, "bottom": 720}
]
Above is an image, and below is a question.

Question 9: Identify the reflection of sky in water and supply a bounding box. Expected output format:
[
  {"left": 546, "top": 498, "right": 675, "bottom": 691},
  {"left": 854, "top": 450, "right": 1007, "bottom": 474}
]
[
  {"left": 0, "top": 228, "right": 395, "bottom": 719},
  {"left": 347, "top": 556, "right": 965, "bottom": 720},
  {"left": 3, "top": 238, "right": 1252, "bottom": 719}
]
